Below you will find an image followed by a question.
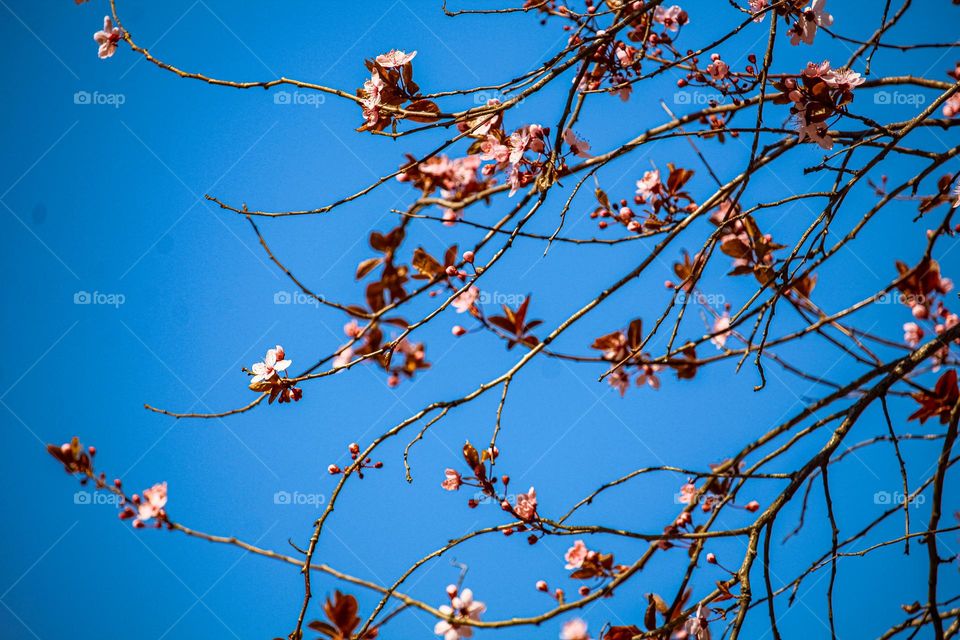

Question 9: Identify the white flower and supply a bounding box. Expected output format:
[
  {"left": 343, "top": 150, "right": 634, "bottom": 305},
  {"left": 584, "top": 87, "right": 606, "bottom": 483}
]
[{"left": 251, "top": 345, "right": 292, "bottom": 384}]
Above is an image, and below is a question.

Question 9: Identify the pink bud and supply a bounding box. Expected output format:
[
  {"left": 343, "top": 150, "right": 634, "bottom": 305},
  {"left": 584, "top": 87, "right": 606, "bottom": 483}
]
[
  {"left": 462, "top": 251, "right": 475, "bottom": 263},
  {"left": 745, "top": 500, "right": 760, "bottom": 512},
  {"left": 445, "top": 265, "right": 458, "bottom": 277},
  {"left": 706, "top": 552, "right": 717, "bottom": 564},
  {"left": 578, "top": 586, "right": 590, "bottom": 596},
  {"left": 446, "top": 584, "right": 458, "bottom": 598},
  {"left": 664, "top": 280, "right": 675, "bottom": 289},
  {"left": 328, "top": 464, "right": 341, "bottom": 475},
  {"left": 349, "top": 443, "right": 360, "bottom": 454},
  {"left": 911, "top": 304, "right": 928, "bottom": 319},
  {"left": 452, "top": 325, "right": 467, "bottom": 337},
  {"left": 536, "top": 580, "right": 548, "bottom": 592}
]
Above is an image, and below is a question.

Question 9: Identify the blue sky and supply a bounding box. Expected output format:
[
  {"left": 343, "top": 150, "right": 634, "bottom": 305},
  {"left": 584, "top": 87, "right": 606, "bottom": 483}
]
[{"left": 1, "top": 1, "right": 958, "bottom": 638}]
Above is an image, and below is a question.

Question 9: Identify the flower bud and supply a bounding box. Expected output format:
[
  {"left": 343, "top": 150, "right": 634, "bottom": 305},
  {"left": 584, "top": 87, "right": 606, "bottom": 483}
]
[{"left": 536, "top": 580, "right": 548, "bottom": 592}]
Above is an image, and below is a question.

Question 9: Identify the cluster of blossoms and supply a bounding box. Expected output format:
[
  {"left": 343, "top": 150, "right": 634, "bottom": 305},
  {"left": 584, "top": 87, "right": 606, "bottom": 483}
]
[
  {"left": 247, "top": 344, "right": 303, "bottom": 404},
  {"left": 478, "top": 124, "right": 552, "bottom": 196},
  {"left": 92, "top": 15, "right": 123, "bottom": 59},
  {"left": 525, "top": 1, "right": 692, "bottom": 102},
  {"left": 774, "top": 60, "right": 865, "bottom": 150},
  {"left": 896, "top": 257, "right": 958, "bottom": 373},
  {"left": 327, "top": 441, "right": 383, "bottom": 479},
  {"left": 434, "top": 585, "right": 485, "bottom": 640},
  {"left": 592, "top": 318, "right": 701, "bottom": 396},
  {"left": 357, "top": 49, "right": 441, "bottom": 132},
  {"left": 47, "top": 438, "right": 169, "bottom": 529},
  {"left": 589, "top": 165, "right": 697, "bottom": 234},
  {"left": 666, "top": 472, "right": 760, "bottom": 550},
  {"left": 441, "top": 442, "right": 543, "bottom": 540},
  {"left": 397, "top": 153, "right": 493, "bottom": 225},
  {"left": 676, "top": 51, "right": 761, "bottom": 118},
  {"left": 579, "top": 3, "right": 690, "bottom": 102},
  {"left": 750, "top": 0, "right": 834, "bottom": 47}
]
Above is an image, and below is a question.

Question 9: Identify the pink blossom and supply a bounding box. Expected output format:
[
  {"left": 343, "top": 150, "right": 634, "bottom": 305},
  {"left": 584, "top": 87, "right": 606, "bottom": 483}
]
[
  {"left": 514, "top": 486, "right": 538, "bottom": 520},
  {"left": 944, "top": 95, "right": 960, "bottom": 119},
  {"left": 636, "top": 169, "right": 662, "bottom": 200},
  {"left": 508, "top": 130, "right": 532, "bottom": 165},
  {"left": 344, "top": 321, "right": 363, "bottom": 338},
  {"left": 458, "top": 99, "right": 502, "bottom": 137},
  {"left": 636, "top": 363, "right": 662, "bottom": 390},
  {"left": 560, "top": 618, "right": 591, "bottom": 640},
  {"left": 434, "top": 587, "right": 485, "bottom": 640},
  {"left": 711, "top": 313, "right": 732, "bottom": 349},
  {"left": 903, "top": 322, "right": 924, "bottom": 348},
  {"left": 798, "top": 121, "right": 833, "bottom": 150},
  {"left": 375, "top": 49, "right": 417, "bottom": 68},
  {"left": 564, "top": 540, "right": 589, "bottom": 569},
  {"left": 803, "top": 60, "right": 831, "bottom": 78},
  {"left": 333, "top": 346, "right": 355, "bottom": 369},
  {"left": 480, "top": 135, "right": 510, "bottom": 164},
  {"left": 789, "top": 0, "right": 833, "bottom": 46},
  {"left": 136, "top": 482, "right": 167, "bottom": 523},
  {"left": 653, "top": 5, "right": 688, "bottom": 32},
  {"left": 608, "top": 369, "right": 630, "bottom": 396},
  {"left": 563, "top": 129, "right": 592, "bottom": 158},
  {"left": 93, "top": 16, "right": 123, "bottom": 59},
  {"left": 452, "top": 286, "right": 479, "bottom": 313},
  {"left": 823, "top": 67, "right": 864, "bottom": 90},
  {"left": 749, "top": 0, "right": 767, "bottom": 22},
  {"left": 251, "top": 345, "right": 292, "bottom": 384},
  {"left": 678, "top": 482, "right": 697, "bottom": 504},
  {"left": 441, "top": 468, "right": 463, "bottom": 491},
  {"left": 707, "top": 55, "right": 729, "bottom": 81},
  {"left": 685, "top": 605, "right": 710, "bottom": 640}
]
